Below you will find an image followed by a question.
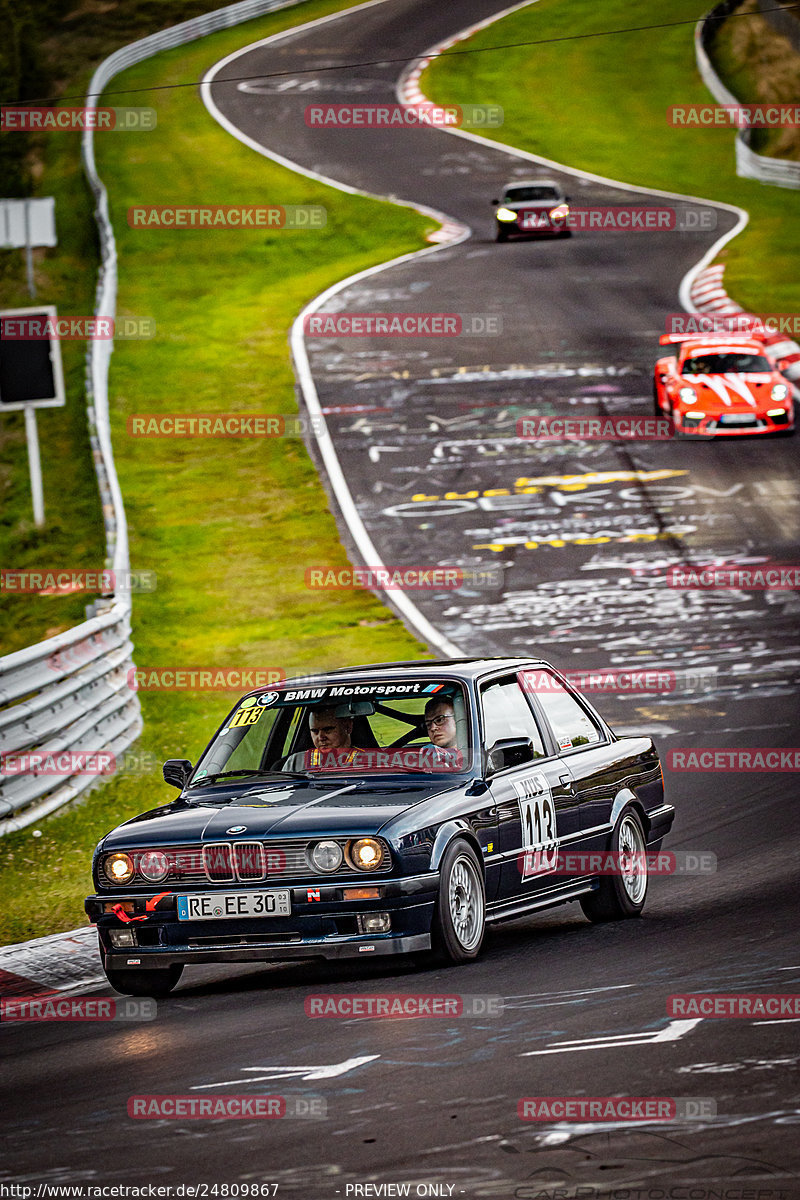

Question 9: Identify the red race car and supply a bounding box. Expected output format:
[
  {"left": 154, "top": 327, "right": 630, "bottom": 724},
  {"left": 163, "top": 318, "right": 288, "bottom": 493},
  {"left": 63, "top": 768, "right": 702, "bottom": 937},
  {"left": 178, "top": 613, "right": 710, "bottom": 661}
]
[{"left": 653, "top": 332, "right": 794, "bottom": 437}]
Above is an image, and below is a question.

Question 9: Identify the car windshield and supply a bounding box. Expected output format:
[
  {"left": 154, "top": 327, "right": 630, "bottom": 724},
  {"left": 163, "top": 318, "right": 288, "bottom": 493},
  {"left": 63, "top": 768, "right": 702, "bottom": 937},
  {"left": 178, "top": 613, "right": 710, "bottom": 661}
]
[
  {"left": 190, "top": 680, "right": 473, "bottom": 783},
  {"left": 504, "top": 186, "right": 561, "bottom": 202},
  {"left": 682, "top": 353, "right": 772, "bottom": 374}
]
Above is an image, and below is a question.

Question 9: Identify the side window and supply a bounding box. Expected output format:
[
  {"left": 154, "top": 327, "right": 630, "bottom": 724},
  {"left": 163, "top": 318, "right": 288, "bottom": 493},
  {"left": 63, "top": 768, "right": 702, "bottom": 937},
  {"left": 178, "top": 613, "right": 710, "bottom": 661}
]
[
  {"left": 521, "top": 670, "right": 602, "bottom": 751},
  {"left": 480, "top": 678, "right": 547, "bottom": 759}
]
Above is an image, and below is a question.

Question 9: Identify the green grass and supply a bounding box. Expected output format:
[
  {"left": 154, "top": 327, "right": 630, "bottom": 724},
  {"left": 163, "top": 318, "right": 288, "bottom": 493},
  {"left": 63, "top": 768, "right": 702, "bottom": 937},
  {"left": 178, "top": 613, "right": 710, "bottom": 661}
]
[
  {"left": 423, "top": 0, "right": 799, "bottom": 314},
  {"left": 0, "top": 0, "right": 437, "bottom": 945}
]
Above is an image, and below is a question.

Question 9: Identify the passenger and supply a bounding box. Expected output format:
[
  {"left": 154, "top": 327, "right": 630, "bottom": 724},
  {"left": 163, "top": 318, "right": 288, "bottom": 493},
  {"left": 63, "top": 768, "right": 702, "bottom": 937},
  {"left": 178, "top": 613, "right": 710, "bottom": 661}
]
[{"left": 282, "top": 705, "right": 366, "bottom": 771}]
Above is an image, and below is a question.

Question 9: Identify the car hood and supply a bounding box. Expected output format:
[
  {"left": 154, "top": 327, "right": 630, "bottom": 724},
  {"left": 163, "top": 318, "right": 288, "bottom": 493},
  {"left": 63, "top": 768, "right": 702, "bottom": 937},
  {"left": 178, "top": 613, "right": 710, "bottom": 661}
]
[
  {"left": 100, "top": 776, "right": 465, "bottom": 849},
  {"left": 678, "top": 372, "right": 776, "bottom": 411}
]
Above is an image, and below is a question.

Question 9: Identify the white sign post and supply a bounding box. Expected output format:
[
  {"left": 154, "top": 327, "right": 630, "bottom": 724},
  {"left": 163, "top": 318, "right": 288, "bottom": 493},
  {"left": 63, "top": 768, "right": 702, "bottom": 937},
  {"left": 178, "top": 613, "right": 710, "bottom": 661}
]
[
  {"left": 0, "top": 304, "right": 66, "bottom": 527},
  {"left": 0, "top": 198, "right": 57, "bottom": 298}
]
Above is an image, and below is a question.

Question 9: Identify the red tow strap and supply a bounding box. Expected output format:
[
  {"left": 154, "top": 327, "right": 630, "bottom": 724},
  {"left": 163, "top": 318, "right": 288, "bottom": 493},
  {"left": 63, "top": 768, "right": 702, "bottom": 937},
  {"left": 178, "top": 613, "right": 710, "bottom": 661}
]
[{"left": 111, "top": 892, "right": 171, "bottom": 923}]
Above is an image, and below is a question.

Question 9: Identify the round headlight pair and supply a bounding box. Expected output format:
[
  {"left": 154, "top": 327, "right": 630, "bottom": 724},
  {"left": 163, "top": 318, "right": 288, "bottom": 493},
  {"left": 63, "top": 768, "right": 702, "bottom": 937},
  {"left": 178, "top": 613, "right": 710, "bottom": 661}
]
[
  {"left": 308, "top": 838, "right": 384, "bottom": 873},
  {"left": 104, "top": 849, "right": 169, "bottom": 884}
]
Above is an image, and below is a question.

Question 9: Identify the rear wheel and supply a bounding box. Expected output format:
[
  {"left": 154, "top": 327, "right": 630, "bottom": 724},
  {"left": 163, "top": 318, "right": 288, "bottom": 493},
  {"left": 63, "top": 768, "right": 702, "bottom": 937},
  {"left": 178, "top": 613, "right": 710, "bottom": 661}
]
[
  {"left": 580, "top": 808, "right": 648, "bottom": 923},
  {"left": 103, "top": 964, "right": 184, "bottom": 997},
  {"left": 432, "top": 840, "right": 486, "bottom": 962}
]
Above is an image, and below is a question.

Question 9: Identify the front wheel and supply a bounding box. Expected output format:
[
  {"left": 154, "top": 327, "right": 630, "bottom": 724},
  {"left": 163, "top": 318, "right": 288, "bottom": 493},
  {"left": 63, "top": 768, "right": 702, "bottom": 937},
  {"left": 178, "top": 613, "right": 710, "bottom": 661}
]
[
  {"left": 432, "top": 840, "right": 486, "bottom": 963},
  {"left": 580, "top": 808, "right": 648, "bottom": 923},
  {"left": 495, "top": 226, "right": 509, "bottom": 243},
  {"left": 103, "top": 964, "right": 184, "bottom": 997}
]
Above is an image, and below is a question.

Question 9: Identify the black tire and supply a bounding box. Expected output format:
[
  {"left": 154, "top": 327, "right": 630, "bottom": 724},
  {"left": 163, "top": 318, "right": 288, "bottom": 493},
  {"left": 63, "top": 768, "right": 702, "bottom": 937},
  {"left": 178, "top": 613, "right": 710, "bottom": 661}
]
[
  {"left": 103, "top": 964, "right": 184, "bottom": 997},
  {"left": 653, "top": 381, "right": 663, "bottom": 417},
  {"left": 431, "top": 840, "right": 486, "bottom": 963},
  {"left": 495, "top": 227, "right": 509, "bottom": 243},
  {"left": 580, "top": 808, "right": 648, "bottom": 923}
]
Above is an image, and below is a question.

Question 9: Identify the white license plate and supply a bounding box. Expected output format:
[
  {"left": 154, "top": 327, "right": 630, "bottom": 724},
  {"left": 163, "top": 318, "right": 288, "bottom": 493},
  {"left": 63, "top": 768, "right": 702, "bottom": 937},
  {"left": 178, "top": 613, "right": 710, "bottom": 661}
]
[
  {"left": 720, "top": 413, "right": 755, "bottom": 425},
  {"left": 522, "top": 214, "right": 549, "bottom": 229},
  {"left": 177, "top": 890, "right": 291, "bottom": 921}
]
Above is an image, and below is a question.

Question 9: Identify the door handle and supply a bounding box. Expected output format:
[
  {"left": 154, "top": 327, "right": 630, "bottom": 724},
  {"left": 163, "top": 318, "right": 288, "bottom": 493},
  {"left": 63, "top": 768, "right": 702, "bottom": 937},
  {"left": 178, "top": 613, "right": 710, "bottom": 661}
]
[{"left": 558, "top": 773, "right": 574, "bottom": 789}]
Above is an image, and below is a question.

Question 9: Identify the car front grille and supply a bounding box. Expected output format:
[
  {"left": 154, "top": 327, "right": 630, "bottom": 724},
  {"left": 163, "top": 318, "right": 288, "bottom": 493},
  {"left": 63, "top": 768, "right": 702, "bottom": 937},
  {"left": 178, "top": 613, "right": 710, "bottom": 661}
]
[{"left": 99, "top": 838, "right": 391, "bottom": 888}]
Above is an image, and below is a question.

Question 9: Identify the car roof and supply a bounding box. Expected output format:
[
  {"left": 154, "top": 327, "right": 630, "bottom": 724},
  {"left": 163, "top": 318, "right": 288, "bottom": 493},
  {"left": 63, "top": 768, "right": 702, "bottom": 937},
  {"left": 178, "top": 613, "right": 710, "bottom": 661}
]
[
  {"left": 244, "top": 657, "right": 551, "bottom": 697},
  {"left": 502, "top": 178, "right": 561, "bottom": 189},
  {"left": 679, "top": 337, "right": 766, "bottom": 356}
]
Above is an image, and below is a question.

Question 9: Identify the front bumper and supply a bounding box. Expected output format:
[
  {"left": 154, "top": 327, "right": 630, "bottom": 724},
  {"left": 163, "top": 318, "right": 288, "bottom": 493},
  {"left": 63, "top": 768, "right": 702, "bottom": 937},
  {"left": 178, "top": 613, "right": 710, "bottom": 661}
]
[
  {"left": 86, "top": 872, "right": 439, "bottom": 969},
  {"left": 673, "top": 411, "right": 794, "bottom": 437}
]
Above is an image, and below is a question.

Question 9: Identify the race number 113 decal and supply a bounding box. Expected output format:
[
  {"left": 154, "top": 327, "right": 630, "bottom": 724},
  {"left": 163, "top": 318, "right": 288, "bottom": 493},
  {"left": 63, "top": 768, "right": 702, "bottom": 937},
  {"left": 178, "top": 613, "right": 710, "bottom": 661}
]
[{"left": 513, "top": 771, "right": 559, "bottom": 879}]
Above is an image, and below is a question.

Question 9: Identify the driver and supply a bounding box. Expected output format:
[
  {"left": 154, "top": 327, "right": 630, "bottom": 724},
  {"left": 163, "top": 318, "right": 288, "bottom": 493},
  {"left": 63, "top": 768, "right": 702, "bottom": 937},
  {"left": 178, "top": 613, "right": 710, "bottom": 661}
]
[
  {"left": 418, "top": 697, "right": 463, "bottom": 768},
  {"left": 282, "top": 705, "right": 366, "bottom": 772}
]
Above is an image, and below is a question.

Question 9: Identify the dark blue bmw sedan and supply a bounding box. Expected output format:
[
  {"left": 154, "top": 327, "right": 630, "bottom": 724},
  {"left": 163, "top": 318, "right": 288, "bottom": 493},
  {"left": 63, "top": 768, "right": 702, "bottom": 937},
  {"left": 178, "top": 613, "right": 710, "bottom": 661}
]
[{"left": 85, "top": 658, "right": 674, "bottom": 995}]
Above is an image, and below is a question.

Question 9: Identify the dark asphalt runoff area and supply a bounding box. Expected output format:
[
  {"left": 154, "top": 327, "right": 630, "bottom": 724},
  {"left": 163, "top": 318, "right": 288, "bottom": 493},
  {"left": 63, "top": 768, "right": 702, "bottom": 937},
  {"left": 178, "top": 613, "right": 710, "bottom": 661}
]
[{"left": 3, "top": 1, "right": 799, "bottom": 1197}]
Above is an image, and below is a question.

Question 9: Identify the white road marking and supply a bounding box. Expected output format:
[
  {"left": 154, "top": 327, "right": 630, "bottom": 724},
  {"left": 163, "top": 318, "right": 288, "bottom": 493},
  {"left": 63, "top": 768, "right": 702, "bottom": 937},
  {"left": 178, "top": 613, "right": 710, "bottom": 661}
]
[
  {"left": 192, "top": 1054, "right": 380, "bottom": 1089},
  {"left": 520, "top": 1018, "right": 702, "bottom": 1056}
]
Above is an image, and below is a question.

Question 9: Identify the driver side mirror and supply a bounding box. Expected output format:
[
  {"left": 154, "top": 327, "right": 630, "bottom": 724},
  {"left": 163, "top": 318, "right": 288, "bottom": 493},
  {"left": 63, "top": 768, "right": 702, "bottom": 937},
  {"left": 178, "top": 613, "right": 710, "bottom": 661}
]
[
  {"left": 485, "top": 737, "right": 534, "bottom": 776},
  {"left": 163, "top": 758, "right": 193, "bottom": 789},
  {"left": 491, "top": 198, "right": 499, "bottom": 205}
]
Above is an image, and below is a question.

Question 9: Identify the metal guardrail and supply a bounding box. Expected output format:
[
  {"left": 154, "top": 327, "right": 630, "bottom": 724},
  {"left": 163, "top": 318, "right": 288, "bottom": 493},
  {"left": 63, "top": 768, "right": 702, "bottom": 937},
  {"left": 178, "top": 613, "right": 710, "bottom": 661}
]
[
  {"left": 0, "top": 0, "right": 309, "bottom": 835},
  {"left": 696, "top": 0, "right": 800, "bottom": 189}
]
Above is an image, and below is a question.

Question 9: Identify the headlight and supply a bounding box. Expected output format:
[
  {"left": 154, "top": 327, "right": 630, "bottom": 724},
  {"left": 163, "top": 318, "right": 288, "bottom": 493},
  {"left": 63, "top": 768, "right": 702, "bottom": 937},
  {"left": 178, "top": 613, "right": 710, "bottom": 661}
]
[
  {"left": 349, "top": 838, "right": 384, "bottom": 872},
  {"left": 679, "top": 387, "right": 696, "bottom": 404},
  {"left": 685, "top": 410, "right": 706, "bottom": 419},
  {"left": 310, "top": 840, "right": 343, "bottom": 873},
  {"left": 771, "top": 383, "right": 789, "bottom": 401},
  {"left": 139, "top": 850, "right": 169, "bottom": 882},
  {"left": 105, "top": 852, "right": 134, "bottom": 884},
  {"left": 495, "top": 207, "right": 517, "bottom": 222},
  {"left": 549, "top": 204, "right": 569, "bottom": 219}
]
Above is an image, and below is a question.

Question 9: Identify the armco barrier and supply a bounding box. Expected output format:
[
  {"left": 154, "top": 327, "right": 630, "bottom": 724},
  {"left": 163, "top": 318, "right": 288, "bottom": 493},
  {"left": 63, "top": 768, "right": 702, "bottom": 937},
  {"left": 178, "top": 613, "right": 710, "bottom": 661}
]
[
  {"left": 0, "top": 0, "right": 311, "bottom": 834},
  {"left": 696, "top": 0, "right": 800, "bottom": 190}
]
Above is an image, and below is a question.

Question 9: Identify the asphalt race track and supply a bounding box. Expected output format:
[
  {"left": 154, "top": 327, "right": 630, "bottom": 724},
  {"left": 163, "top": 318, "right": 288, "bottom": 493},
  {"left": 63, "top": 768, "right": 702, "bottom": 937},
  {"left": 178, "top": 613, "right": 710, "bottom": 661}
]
[{"left": 3, "top": 1, "right": 800, "bottom": 1196}]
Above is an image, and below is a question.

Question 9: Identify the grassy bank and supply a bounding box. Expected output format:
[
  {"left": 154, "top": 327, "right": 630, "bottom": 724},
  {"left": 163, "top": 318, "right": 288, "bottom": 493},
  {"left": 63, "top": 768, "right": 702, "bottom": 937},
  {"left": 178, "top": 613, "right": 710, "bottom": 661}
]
[
  {"left": 0, "top": 0, "right": 436, "bottom": 944},
  {"left": 423, "top": 0, "right": 799, "bottom": 314}
]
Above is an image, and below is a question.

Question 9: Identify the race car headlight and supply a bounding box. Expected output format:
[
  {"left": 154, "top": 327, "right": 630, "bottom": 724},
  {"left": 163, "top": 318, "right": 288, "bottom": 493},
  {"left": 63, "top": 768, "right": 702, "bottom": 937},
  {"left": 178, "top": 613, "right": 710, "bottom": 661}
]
[
  {"left": 349, "top": 838, "right": 384, "bottom": 872},
  {"left": 549, "top": 204, "right": 569, "bottom": 219},
  {"left": 679, "top": 387, "right": 696, "bottom": 404},
  {"left": 495, "top": 207, "right": 517, "bottom": 222},
  {"left": 771, "top": 383, "right": 789, "bottom": 401},
  {"left": 309, "top": 840, "right": 343, "bottom": 873},
  {"left": 139, "top": 850, "right": 169, "bottom": 883},
  {"left": 767, "top": 407, "right": 787, "bottom": 418},
  {"left": 685, "top": 410, "right": 705, "bottom": 419},
  {"left": 105, "top": 852, "right": 134, "bottom": 884}
]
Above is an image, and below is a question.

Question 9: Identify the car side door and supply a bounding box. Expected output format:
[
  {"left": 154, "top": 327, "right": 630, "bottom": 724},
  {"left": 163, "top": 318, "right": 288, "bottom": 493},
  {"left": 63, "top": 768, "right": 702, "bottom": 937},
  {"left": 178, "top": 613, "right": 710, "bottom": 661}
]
[
  {"left": 479, "top": 674, "right": 582, "bottom": 903},
  {"left": 522, "top": 667, "right": 621, "bottom": 856}
]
